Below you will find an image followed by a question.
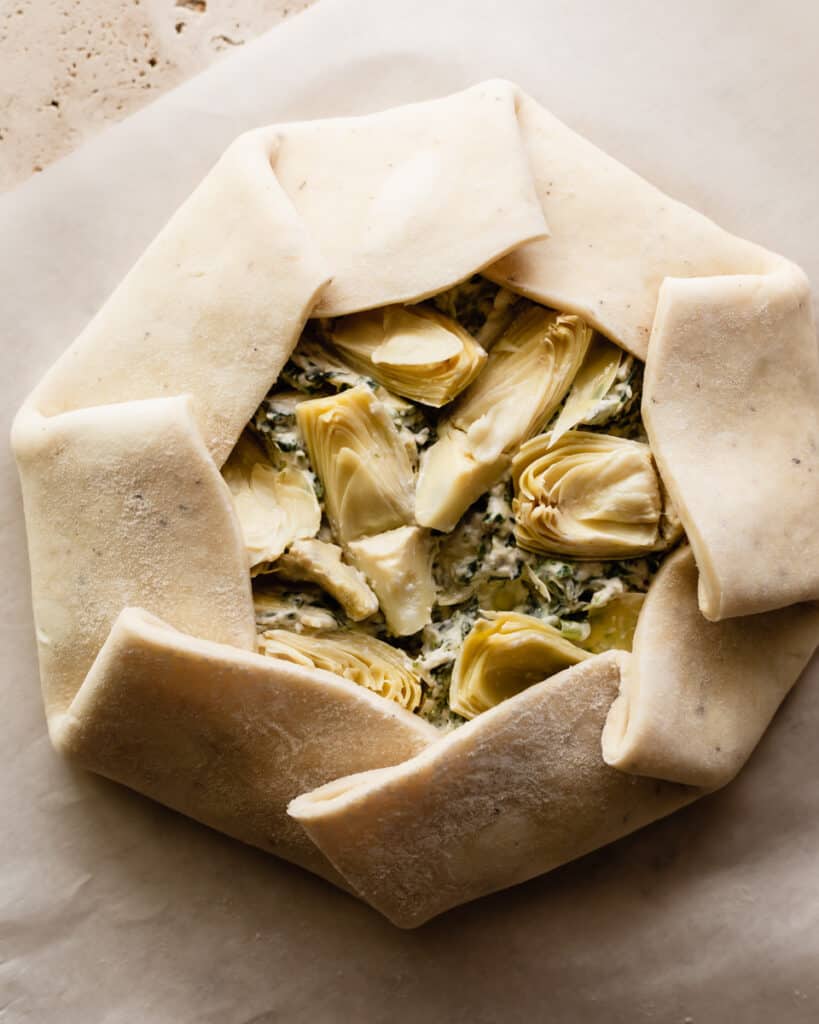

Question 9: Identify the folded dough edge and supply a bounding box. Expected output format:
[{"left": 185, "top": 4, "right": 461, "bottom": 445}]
[
  {"left": 289, "top": 652, "right": 699, "bottom": 928},
  {"left": 12, "top": 393, "right": 258, "bottom": 728},
  {"left": 53, "top": 606, "right": 437, "bottom": 881},
  {"left": 488, "top": 90, "right": 775, "bottom": 361},
  {"left": 602, "top": 545, "right": 819, "bottom": 788},
  {"left": 644, "top": 263, "right": 819, "bottom": 619}
]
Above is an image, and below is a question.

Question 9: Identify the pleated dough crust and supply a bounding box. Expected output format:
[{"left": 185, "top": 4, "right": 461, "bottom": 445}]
[{"left": 12, "top": 79, "right": 819, "bottom": 925}]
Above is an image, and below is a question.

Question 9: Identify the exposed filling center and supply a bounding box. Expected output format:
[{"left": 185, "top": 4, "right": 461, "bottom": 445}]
[{"left": 224, "top": 277, "right": 681, "bottom": 729}]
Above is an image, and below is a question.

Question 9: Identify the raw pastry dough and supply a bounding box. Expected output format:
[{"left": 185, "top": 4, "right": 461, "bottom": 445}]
[
  {"left": 58, "top": 608, "right": 435, "bottom": 875},
  {"left": 488, "top": 92, "right": 774, "bottom": 361},
  {"left": 12, "top": 394, "right": 257, "bottom": 728},
  {"left": 12, "top": 79, "right": 819, "bottom": 926},
  {"left": 25, "top": 130, "right": 329, "bottom": 467},
  {"left": 289, "top": 653, "right": 697, "bottom": 928},
  {"left": 644, "top": 264, "right": 819, "bottom": 619},
  {"left": 272, "top": 81, "right": 548, "bottom": 315},
  {"left": 601, "top": 546, "right": 819, "bottom": 788}
]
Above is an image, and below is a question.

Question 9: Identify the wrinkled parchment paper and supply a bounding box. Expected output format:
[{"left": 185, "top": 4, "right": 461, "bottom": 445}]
[{"left": 2, "top": 1, "right": 819, "bottom": 1020}]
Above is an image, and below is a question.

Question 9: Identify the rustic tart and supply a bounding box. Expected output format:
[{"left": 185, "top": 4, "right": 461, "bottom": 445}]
[{"left": 13, "top": 81, "right": 819, "bottom": 927}]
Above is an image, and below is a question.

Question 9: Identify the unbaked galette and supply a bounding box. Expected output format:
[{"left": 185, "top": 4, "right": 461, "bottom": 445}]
[{"left": 13, "top": 81, "right": 819, "bottom": 927}]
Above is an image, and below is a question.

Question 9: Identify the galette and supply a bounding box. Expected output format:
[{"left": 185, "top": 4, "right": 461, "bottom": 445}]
[{"left": 13, "top": 81, "right": 819, "bottom": 927}]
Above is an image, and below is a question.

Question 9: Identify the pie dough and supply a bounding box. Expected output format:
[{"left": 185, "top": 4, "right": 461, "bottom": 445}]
[
  {"left": 601, "top": 546, "right": 819, "bottom": 789},
  {"left": 12, "top": 80, "right": 819, "bottom": 927}
]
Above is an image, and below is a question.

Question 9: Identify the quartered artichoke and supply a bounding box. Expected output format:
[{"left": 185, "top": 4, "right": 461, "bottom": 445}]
[
  {"left": 414, "top": 424, "right": 509, "bottom": 536},
  {"left": 348, "top": 525, "right": 436, "bottom": 636},
  {"left": 258, "top": 629, "right": 423, "bottom": 711},
  {"left": 416, "top": 309, "right": 592, "bottom": 531},
  {"left": 273, "top": 539, "right": 378, "bottom": 622},
  {"left": 549, "top": 335, "right": 625, "bottom": 444},
  {"left": 328, "top": 304, "right": 487, "bottom": 407},
  {"left": 512, "top": 430, "right": 665, "bottom": 559},
  {"left": 221, "top": 432, "right": 321, "bottom": 571},
  {"left": 296, "top": 384, "right": 415, "bottom": 544},
  {"left": 448, "top": 611, "right": 591, "bottom": 719}
]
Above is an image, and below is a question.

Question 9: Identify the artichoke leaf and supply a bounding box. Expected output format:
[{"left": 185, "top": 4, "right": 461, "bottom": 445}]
[
  {"left": 254, "top": 589, "right": 340, "bottom": 634},
  {"left": 348, "top": 526, "right": 436, "bottom": 636},
  {"left": 259, "top": 628, "right": 422, "bottom": 711},
  {"left": 329, "top": 305, "right": 486, "bottom": 407},
  {"left": 583, "top": 592, "right": 645, "bottom": 654},
  {"left": 449, "top": 611, "right": 591, "bottom": 719},
  {"left": 416, "top": 309, "right": 592, "bottom": 530},
  {"left": 296, "top": 385, "right": 415, "bottom": 544},
  {"left": 335, "top": 448, "right": 409, "bottom": 540},
  {"left": 474, "top": 287, "right": 523, "bottom": 349},
  {"left": 450, "top": 308, "right": 594, "bottom": 459},
  {"left": 550, "top": 336, "right": 623, "bottom": 446},
  {"left": 512, "top": 430, "right": 665, "bottom": 559},
  {"left": 373, "top": 307, "right": 464, "bottom": 365},
  {"left": 222, "top": 432, "right": 321, "bottom": 571},
  {"left": 274, "top": 539, "right": 378, "bottom": 622}
]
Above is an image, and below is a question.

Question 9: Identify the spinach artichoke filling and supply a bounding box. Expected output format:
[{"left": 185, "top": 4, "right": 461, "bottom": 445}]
[{"left": 225, "top": 276, "right": 681, "bottom": 729}]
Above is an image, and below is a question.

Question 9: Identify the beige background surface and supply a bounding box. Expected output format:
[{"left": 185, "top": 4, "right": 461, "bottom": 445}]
[
  {"left": 3, "top": 1, "right": 819, "bottom": 1022},
  {"left": 0, "top": 0, "right": 315, "bottom": 191}
]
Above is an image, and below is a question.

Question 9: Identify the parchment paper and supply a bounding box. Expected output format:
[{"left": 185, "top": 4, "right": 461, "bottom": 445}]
[{"left": 2, "top": 1, "right": 819, "bottom": 1021}]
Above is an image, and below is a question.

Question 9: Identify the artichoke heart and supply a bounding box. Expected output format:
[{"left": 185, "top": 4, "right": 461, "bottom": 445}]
[
  {"left": 348, "top": 526, "right": 436, "bottom": 636},
  {"left": 222, "top": 432, "right": 321, "bottom": 571},
  {"left": 274, "top": 539, "right": 378, "bottom": 622},
  {"left": 329, "top": 304, "right": 487, "bottom": 407},
  {"left": 416, "top": 308, "right": 592, "bottom": 531},
  {"left": 512, "top": 430, "right": 664, "bottom": 559},
  {"left": 550, "top": 336, "right": 624, "bottom": 445},
  {"left": 296, "top": 384, "right": 415, "bottom": 544},
  {"left": 449, "top": 611, "right": 591, "bottom": 719},
  {"left": 258, "top": 629, "right": 422, "bottom": 711}
]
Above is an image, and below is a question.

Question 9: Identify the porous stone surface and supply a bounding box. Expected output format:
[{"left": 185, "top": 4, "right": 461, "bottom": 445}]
[{"left": 0, "top": 0, "right": 315, "bottom": 192}]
